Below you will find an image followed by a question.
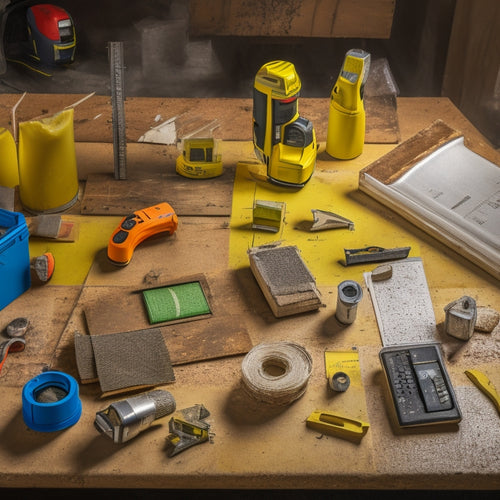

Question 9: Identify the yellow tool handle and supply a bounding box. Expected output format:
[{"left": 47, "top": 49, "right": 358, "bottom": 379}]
[{"left": 465, "top": 369, "right": 500, "bottom": 415}]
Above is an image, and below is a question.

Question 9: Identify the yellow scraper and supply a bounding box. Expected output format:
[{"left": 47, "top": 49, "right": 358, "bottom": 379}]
[{"left": 465, "top": 369, "right": 500, "bottom": 416}]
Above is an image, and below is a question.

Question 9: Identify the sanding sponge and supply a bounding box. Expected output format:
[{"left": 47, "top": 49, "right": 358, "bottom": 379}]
[
  {"left": 27, "top": 215, "right": 78, "bottom": 241},
  {"left": 31, "top": 252, "right": 55, "bottom": 283},
  {"left": 248, "top": 244, "right": 323, "bottom": 318}
]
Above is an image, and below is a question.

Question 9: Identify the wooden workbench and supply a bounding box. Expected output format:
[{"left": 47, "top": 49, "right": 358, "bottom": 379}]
[{"left": 0, "top": 96, "right": 499, "bottom": 490}]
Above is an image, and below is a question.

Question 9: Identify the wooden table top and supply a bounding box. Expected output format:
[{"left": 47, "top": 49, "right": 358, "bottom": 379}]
[{"left": 0, "top": 96, "right": 498, "bottom": 490}]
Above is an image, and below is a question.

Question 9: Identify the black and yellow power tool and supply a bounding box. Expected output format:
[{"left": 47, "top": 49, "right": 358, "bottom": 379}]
[{"left": 252, "top": 60, "right": 317, "bottom": 188}]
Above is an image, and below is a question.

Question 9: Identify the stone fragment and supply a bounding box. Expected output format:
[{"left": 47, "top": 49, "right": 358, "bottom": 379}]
[
  {"left": 475, "top": 307, "right": 500, "bottom": 333},
  {"left": 371, "top": 264, "right": 393, "bottom": 282}
]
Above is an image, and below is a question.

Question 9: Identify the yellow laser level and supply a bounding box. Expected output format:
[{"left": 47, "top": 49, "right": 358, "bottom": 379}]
[
  {"left": 252, "top": 60, "right": 317, "bottom": 188},
  {"left": 326, "top": 49, "right": 371, "bottom": 160}
]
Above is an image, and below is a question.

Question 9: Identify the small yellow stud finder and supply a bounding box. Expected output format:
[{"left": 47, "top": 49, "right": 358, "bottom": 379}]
[
  {"left": 326, "top": 49, "right": 371, "bottom": 160},
  {"left": 176, "top": 138, "right": 223, "bottom": 179}
]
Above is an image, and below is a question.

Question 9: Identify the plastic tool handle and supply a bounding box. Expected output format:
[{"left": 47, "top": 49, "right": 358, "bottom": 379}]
[{"left": 465, "top": 369, "right": 500, "bottom": 416}]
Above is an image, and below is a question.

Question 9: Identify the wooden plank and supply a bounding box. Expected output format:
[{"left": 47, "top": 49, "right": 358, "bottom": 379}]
[
  {"left": 0, "top": 94, "right": 399, "bottom": 145},
  {"left": 60, "top": 271, "right": 254, "bottom": 376},
  {"left": 0, "top": 94, "right": 256, "bottom": 143},
  {"left": 0, "top": 285, "right": 81, "bottom": 385},
  {"left": 84, "top": 275, "right": 215, "bottom": 334},
  {"left": 359, "top": 120, "right": 460, "bottom": 185},
  {"left": 189, "top": 0, "right": 395, "bottom": 38},
  {"left": 80, "top": 164, "right": 235, "bottom": 216}
]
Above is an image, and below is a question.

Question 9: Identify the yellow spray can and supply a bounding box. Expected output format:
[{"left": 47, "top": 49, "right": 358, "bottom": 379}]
[{"left": 326, "top": 49, "right": 370, "bottom": 160}]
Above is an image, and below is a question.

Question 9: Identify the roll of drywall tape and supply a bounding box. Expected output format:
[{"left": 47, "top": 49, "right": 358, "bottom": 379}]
[
  {"left": 22, "top": 371, "right": 82, "bottom": 432},
  {"left": 335, "top": 280, "right": 363, "bottom": 324},
  {"left": 18, "top": 108, "right": 79, "bottom": 214},
  {"left": 0, "top": 127, "right": 19, "bottom": 188},
  {"left": 241, "top": 341, "right": 313, "bottom": 406}
]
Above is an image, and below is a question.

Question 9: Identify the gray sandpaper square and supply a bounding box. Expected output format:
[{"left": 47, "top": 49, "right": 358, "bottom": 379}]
[
  {"left": 90, "top": 328, "right": 175, "bottom": 394},
  {"left": 74, "top": 332, "right": 98, "bottom": 382},
  {"left": 250, "top": 245, "right": 316, "bottom": 295}
]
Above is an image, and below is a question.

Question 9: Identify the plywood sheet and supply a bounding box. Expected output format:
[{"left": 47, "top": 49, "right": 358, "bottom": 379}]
[
  {"left": 56, "top": 269, "right": 253, "bottom": 380},
  {"left": 0, "top": 285, "right": 81, "bottom": 385},
  {"left": 85, "top": 275, "right": 214, "bottom": 334},
  {"left": 81, "top": 168, "right": 235, "bottom": 216}
]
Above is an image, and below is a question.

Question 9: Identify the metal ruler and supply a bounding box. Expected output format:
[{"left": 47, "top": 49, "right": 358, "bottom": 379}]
[{"left": 108, "top": 41, "right": 127, "bottom": 180}]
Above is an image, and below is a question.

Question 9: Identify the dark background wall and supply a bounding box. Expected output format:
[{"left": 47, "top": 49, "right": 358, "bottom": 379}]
[
  {"left": 1, "top": 0, "right": 455, "bottom": 97},
  {"left": 1, "top": 0, "right": 498, "bottom": 147}
]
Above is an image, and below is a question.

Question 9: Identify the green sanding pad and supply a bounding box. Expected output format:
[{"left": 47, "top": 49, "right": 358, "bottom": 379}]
[{"left": 143, "top": 282, "right": 211, "bottom": 324}]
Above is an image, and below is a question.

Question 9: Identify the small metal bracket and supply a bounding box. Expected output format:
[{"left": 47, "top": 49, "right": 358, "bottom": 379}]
[
  {"left": 166, "top": 404, "right": 211, "bottom": 457},
  {"left": 344, "top": 246, "right": 410, "bottom": 266}
]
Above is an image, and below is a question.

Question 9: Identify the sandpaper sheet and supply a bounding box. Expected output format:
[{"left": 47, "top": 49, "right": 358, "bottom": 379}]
[
  {"left": 364, "top": 258, "right": 438, "bottom": 346},
  {"left": 89, "top": 328, "right": 175, "bottom": 396}
]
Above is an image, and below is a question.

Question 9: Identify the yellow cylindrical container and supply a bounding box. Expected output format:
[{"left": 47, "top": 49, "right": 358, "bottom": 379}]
[
  {"left": 18, "top": 108, "right": 79, "bottom": 213},
  {"left": 325, "top": 49, "right": 371, "bottom": 160},
  {"left": 326, "top": 104, "right": 366, "bottom": 160},
  {"left": 0, "top": 127, "right": 19, "bottom": 188}
]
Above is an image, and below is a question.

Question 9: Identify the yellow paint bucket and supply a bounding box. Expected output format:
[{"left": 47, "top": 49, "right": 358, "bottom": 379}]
[
  {"left": 0, "top": 127, "right": 19, "bottom": 188},
  {"left": 18, "top": 108, "right": 79, "bottom": 214}
]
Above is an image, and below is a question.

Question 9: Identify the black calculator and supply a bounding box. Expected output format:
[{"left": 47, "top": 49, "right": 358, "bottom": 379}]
[{"left": 379, "top": 343, "right": 462, "bottom": 427}]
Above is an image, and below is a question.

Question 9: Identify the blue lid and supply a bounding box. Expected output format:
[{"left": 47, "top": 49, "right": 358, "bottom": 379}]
[{"left": 22, "top": 371, "right": 82, "bottom": 432}]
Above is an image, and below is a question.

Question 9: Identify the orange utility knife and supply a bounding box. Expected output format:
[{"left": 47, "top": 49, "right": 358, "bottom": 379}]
[{"left": 107, "top": 202, "right": 178, "bottom": 266}]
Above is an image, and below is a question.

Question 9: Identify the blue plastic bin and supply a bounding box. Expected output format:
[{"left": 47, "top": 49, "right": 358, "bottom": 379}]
[{"left": 0, "top": 208, "right": 31, "bottom": 311}]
